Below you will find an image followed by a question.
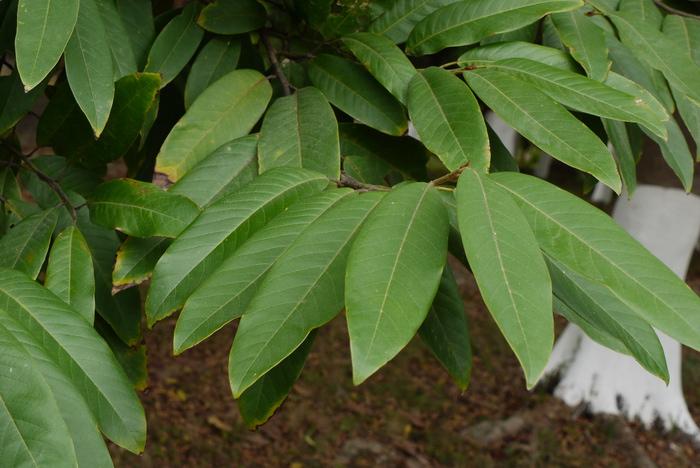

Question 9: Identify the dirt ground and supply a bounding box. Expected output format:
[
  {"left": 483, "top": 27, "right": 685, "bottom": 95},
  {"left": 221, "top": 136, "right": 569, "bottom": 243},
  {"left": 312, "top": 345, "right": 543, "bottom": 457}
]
[{"left": 107, "top": 253, "right": 700, "bottom": 468}]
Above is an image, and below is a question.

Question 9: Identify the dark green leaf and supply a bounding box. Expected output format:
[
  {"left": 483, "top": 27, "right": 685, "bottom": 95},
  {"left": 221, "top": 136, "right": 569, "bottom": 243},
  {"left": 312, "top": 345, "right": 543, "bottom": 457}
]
[
  {"left": 0, "top": 209, "right": 57, "bottom": 279},
  {"left": 95, "top": 316, "right": 148, "bottom": 391},
  {"left": 113, "top": 236, "right": 172, "bottom": 293},
  {"left": 458, "top": 41, "right": 581, "bottom": 73},
  {"left": 197, "top": 0, "right": 266, "bottom": 34},
  {"left": 116, "top": 0, "right": 155, "bottom": 69},
  {"left": 0, "top": 71, "right": 48, "bottom": 134},
  {"left": 184, "top": 36, "right": 242, "bottom": 109},
  {"left": 618, "top": 0, "right": 663, "bottom": 29},
  {"left": 550, "top": 8, "right": 610, "bottom": 81},
  {"left": 94, "top": 0, "right": 138, "bottom": 79},
  {"left": 367, "top": 0, "right": 460, "bottom": 44}
]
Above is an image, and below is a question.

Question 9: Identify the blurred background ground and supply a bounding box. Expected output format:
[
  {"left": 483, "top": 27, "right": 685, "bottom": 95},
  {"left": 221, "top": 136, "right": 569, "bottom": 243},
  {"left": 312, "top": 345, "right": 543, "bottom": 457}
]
[{"left": 108, "top": 252, "right": 700, "bottom": 468}]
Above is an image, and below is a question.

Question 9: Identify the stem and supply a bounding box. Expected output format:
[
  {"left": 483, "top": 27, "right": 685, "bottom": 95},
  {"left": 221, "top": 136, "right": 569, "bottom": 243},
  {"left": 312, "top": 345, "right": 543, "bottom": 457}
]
[
  {"left": 430, "top": 164, "right": 469, "bottom": 187},
  {"left": 330, "top": 172, "right": 391, "bottom": 192},
  {"left": 651, "top": 0, "right": 700, "bottom": 19},
  {"left": 260, "top": 29, "right": 292, "bottom": 96}
]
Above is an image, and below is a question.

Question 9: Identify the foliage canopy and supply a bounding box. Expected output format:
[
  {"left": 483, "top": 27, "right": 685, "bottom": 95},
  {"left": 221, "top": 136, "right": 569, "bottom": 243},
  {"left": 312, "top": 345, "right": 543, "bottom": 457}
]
[{"left": 2, "top": 0, "right": 700, "bottom": 465}]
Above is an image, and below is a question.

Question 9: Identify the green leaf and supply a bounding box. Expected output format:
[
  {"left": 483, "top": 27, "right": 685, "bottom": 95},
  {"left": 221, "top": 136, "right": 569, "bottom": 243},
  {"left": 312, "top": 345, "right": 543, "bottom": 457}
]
[
  {"left": 169, "top": 135, "right": 259, "bottom": 207},
  {"left": 308, "top": 54, "right": 407, "bottom": 136},
  {"left": 0, "top": 168, "right": 21, "bottom": 201},
  {"left": 602, "top": 118, "right": 637, "bottom": 196},
  {"left": 405, "top": 0, "right": 582, "bottom": 55},
  {"left": 237, "top": 330, "right": 317, "bottom": 430},
  {"left": 94, "top": 0, "right": 138, "bottom": 79},
  {"left": 367, "top": 0, "right": 459, "bottom": 44},
  {"left": 464, "top": 68, "right": 621, "bottom": 193},
  {"left": 144, "top": 2, "right": 204, "bottom": 88},
  {"left": 485, "top": 58, "right": 667, "bottom": 139},
  {"left": 64, "top": 0, "right": 115, "bottom": 137},
  {"left": 197, "top": 0, "right": 266, "bottom": 34},
  {"left": 88, "top": 178, "right": 202, "bottom": 238},
  {"left": 0, "top": 71, "right": 49, "bottom": 134},
  {"left": 95, "top": 317, "right": 148, "bottom": 391},
  {"left": 642, "top": 118, "right": 694, "bottom": 192},
  {"left": 546, "top": 256, "right": 668, "bottom": 382},
  {"left": 175, "top": 190, "right": 355, "bottom": 354},
  {"left": 113, "top": 236, "right": 172, "bottom": 293},
  {"left": 343, "top": 155, "right": 392, "bottom": 185},
  {"left": 346, "top": 183, "right": 449, "bottom": 384},
  {"left": 408, "top": 67, "right": 489, "bottom": 173},
  {"left": 154, "top": 69, "right": 271, "bottom": 185},
  {"left": 618, "top": 0, "right": 663, "bottom": 29},
  {"left": 490, "top": 171, "right": 700, "bottom": 353},
  {"left": 116, "top": 0, "right": 155, "bottom": 69},
  {"left": 0, "top": 209, "right": 57, "bottom": 279},
  {"left": 45, "top": 226, "right": 95, "bottom": 323},
  {"left": 458, "top": 41, "right": 581, "bottom": 73},
  {"left": 146, "top": 168, "right": 329, "bottom": 326},
  {"left": 456, "top": 169, "right": 552, "bottom": 387},
  {"left": 259, "top": 87, "right": 340, "bottom": 179},
  {"left": 586, "top": 0, "right": 619, "bottom": 14},
  {"left": 339, "top": 123, "right": 429, "bottom": 181},
  {"left": 343, "top": 32, "right": 417, "bottom": 104},
  {"left": 609, "top": 11, "right": 700, "bottom": 105},
  {"left": 486, "top": 121, "right": 520, "bottom": 173},
  {"left": 674, "top": 92, "right": 700, "bottom": 160},
  {"left": 550, "top": 8, "right": 610, "bottom": 81},
  {"left": 437, "top": 191, "right": 469, "bottom": 266},
  {"left": 0, "top": 321, "right": 76, "bottom": 467},
  {"left": 663, "top": 15, "right": 700, "bottom": 67},
  {"left": 230, "top": 191, "right": 383, "bottom": 396},
  {"left": 184, "top": 36, "right": 241, "bottom": 109},
  {"left": 0, "top": 268, "right": 146, "bottom": 453},
  {"left": 417, "top": 264, "right": 472, "bottom": 391},
  {"left": 602, "top": 71, "right": 669, "bottom": 124},
  {"left": 554, "top": 296, "right": 630, "bottom": 355},
  {"left": 15, "top": 0, "right": 79, "bottom": 90},
  {"left": 481, "top": 21, "right": 539, "bottom": 45}
]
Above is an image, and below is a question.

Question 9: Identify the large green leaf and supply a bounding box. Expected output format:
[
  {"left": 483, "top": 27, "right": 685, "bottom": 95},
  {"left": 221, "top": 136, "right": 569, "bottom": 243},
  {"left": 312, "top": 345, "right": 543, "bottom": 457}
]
[
  {"left": 602, "top": 118, "right": 636, "bottom": 196},
  {"left": 94, "top": 0, "right": 137, "bottom": 79},
  {"left": 346, "top": 183, "right": 449, "bottom": 384},
  {"left": 367, "top": 0, "right": 460, "bottom": 44},
  {"left": 0, "top": 71, "right": 48, "bottom": 134},
  {"left": 113, "top": 237, "right": 171, "bottom": 293},
  {"left": 0, "top": 209, "right": 57, "bottom": 279},
  {"left": 229, "top": 192, "right": 384, "bottom": 396},
  {"left": 0, "top": 321, "right": 76, "bottom": 467},
  {"left": 146, "top": 168, "right": 329, "bottom": 326},
  {"left": 609, "top": 11, "right": 700, "bottom": 105},
  {"left": 88, "top": 179, "right": 202, "bottom": 238},
  {"left": 175, "top": 189, "right": 355, "bottom": 354},
  {"left": 237, "top": 330, "right": 317, "bottom": 430},
  {"left": 490, "top": 172, "right": 700, "bottom": 352},
  {"left": 144, "top": 2, "right": 204, "bottom": 88},
  {"left": 464, "top": 68, "right": 621, "bottom": 193},
  {"left": 197, "top": 0, "right": 266, "bottom": 34},
  {"left": 15, "top": 0, "right": 79, "bottom": 90},
  {"left": 417, "top": 264, "right": 472, "bottom": 391},
  {"left": 618, "top": 0, "right": 663, "bottom": 29},
  {"left": 407, "top": 67, "right": 489, "bottom": 173},
  {"left": 0, "top": 268, "right": 146, "bottom": 453},
  {"left": 95, "top": 317, "right": 148, "bottom": 391},
  {"left": 339, "top": 123, "right": 429, "bottom": 181},
  {"left": 405, "top": 0, "right": 582, "bottom": 55},
  {"left": 308, "top": 54, "right": 407, "bottom": 136},
  {"left": 154, "top": 69, "right": 271, "bottom": 185},
  {"left": 343, "top": 32, "right": 417, "bottom": 104},
  {"left": 642, "top": 118, "right": 694, "bottom": 191},
  {"left": 485, "top": 58, "right": 667, "bottom": 138},
  {"left": 115, "top": 0, "right": 154, "bottom": 69},
  {"left": 662, "top": 14, "right": 700, "bottom": 66},
  {"left": 547, "top": 256, "right": 668, "bottom": 381},
  {"left": 458, "top": 41, "right": 581, "bottom": 72},
  {"left": 169, "top": 135, "right": 259, "bottom": 207},
  {"left": 184, "top": 36, "right": 241, "bottom": 109},
  {"left": 457, "top": 169, "right": 552, "bottom": 387},
  {"left": 258, "top": 87, "right": 340, "bottom": 179},
  {"left": 550, "top": 8, "right": 610, "bottom": 81},
  {"left": 64, "top": 0, "right": 114, "bottom": 137},
  {"left": 45, "top": 226, "right": 95, "bottom": 323}
]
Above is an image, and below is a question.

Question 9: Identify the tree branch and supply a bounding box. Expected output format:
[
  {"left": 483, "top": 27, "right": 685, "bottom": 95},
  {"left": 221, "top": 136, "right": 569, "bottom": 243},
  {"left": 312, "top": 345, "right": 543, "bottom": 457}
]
[
  {"left": 260, "top": 29, "right": 293, "bottom": 96},
  {"left": 330, "top": 172, "right": 391, "bottom": 192}
]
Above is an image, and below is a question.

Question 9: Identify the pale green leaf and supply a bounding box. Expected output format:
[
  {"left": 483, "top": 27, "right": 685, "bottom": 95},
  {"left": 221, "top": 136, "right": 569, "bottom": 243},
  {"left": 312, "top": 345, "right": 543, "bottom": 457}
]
[
  {"left": 464, "top": 68, "right": 621, "bottom": 192},
  {"left": 418, "top": 264, "right": 472, "bottom": 391},
  {"left": 154, "top": 69, "right": 271, "bottom": 185},
  {"left": 88, "top": 178, "right": 202, "bottom": 238},
  {"left": 146, "top": 168, "right": 329, "bottom": 326},
  {"left": 184, "top": 36, "right": 241, "bottom": 109},
  {"left": 144, "top": 2, "right": 204, "bottom": 88},
  {"left": 308, "top": 54, "right": 407, "bottom": 136},
  {"left": 491, "top": 172, "right": 700, "bottom": 352},
  {"left": 258, "top": 87, "right": 340, "bottom": 178},
  {"left": 346, "top": 183, "right": 449, "bottom": 384},
  {"left": 457, "top": 169, "right": 552, "bottom": 387},
  {"left": 113, "top": 237, "right": 171, "bottom": 293},
  {"left": 15, "top": 0, "right": 78, "bottom": 90},
  {"left": 405, "top": 0, "right": 582, "bottom": 55},
  {"left": 0, "top": 268, "right": 146, "bottom": 452},
  {"left": 169, "top": 135, "right": 259, "bottom": 207},
  {"left": 0, "top": 209, "right": 57, "bottom": 279},
  {"left": 550, "top": 8, "right": 610, "bottom": 81},
  {"left": 64, "top": 0, "right": 115, "bottom": 136},
  {"left": 45, "top": 226, "right": 95, "bottom": 323},
  {"left": 175, "top": 189, "right": 355, "bottom": 354},
  {"left": 407, "top": 67, "right": 489, "bottom": 172},
  {"left": 343, "top": 32, "right": 417, "bottom": 104}
]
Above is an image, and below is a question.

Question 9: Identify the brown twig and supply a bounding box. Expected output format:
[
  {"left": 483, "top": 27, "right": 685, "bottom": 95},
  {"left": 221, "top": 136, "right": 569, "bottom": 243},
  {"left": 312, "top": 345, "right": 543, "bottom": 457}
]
[
  {"left": 330, "top": 172, "right": 391, "bottom": 192},
  {"left": 430, "top": 164, "right": 470, "bottom": 187},
  {"left": 260, "top": 29, "right": 293, "bottom": 96}
]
